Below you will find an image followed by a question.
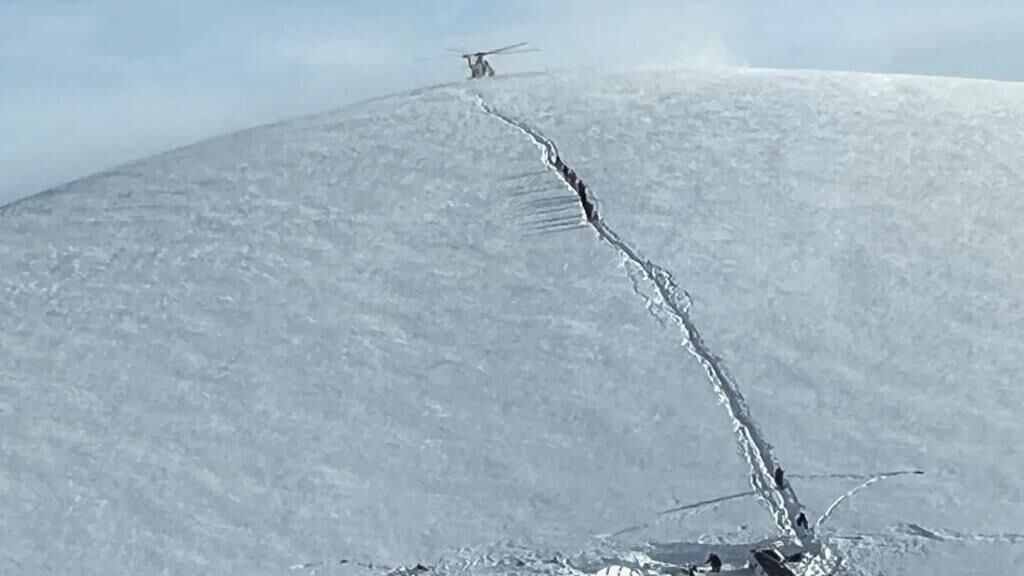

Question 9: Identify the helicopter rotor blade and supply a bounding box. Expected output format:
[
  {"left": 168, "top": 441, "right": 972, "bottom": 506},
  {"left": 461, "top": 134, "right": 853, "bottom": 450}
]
[
  {"left": 482, "top": 41, "right": 529, "bottom": 55},
  {"left": 491, "top": 48, "right": 540, "bottom": 56}
]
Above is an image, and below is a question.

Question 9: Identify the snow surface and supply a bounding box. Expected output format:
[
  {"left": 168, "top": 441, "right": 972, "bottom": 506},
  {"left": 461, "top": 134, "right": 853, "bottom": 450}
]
[{"left": 2, "top": 68, "right": 1023, "bottom": 575}]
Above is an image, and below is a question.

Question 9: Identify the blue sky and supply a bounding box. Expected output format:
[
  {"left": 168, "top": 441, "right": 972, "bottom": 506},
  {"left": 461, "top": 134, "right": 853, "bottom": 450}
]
[{"left": 3, "top": 0, "right": 1024, "bottom": 204}]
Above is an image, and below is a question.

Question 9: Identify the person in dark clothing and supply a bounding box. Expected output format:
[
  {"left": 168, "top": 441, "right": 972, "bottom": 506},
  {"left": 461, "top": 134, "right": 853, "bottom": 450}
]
[
  {"left": 705, "top": 553, "right": 722, "bottom": 573},
  {"left": 795, "top": 512, "right": 808, "bottom": 529},
  {"left": 774, "top": 466, "right": 785, "bottom": 489},
  {"left": 582, "top": 199, "right": 596, "bottom": 222},
  {"left": 578, "top": 181, "right": 596, "bottom": 222}
]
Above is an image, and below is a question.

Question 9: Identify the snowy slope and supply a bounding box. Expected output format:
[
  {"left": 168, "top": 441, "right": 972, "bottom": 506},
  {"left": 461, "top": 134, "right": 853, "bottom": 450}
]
[
  {"left": 2, "top": 69, "right": 1023, "bottom": 576},
  {"left": 478, "top": 69, "right": 1024, "bottom": 574}
]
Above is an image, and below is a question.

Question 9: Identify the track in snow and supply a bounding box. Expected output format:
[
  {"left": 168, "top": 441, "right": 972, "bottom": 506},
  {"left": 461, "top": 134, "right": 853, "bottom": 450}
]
[
  {"left": 473, "top": 93, "right": 807, "bottom": 543},
  {"left": 814, "top": 470, "right": 925, "bottom": 530},
  {"left": 893, "top": 523, "right": 1024, "bottom": 545},
  {"left": 607, "top": 469, "right": 926, "bottom": 539}
]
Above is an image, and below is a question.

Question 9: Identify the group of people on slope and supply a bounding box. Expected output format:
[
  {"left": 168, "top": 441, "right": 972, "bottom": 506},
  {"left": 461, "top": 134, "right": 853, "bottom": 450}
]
[
  {"left": 681, "top": 467, "right": 812, "bottom": 575},
  {"left": 773, "top": 466, "right": 809, "bottom": 530},
  {"left": 551, "top": 153, "right": 596, "bottom": 222}
]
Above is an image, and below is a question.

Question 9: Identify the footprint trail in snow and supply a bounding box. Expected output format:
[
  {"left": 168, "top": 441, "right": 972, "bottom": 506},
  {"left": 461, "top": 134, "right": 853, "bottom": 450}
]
[{"left": 474, "top": 93, "right": 808, "bottom": 543}]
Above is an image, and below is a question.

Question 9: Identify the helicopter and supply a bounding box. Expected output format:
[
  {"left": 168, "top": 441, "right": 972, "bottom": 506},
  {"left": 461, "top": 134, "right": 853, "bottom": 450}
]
[{"left": 448, "top": 42, "right": 538, "bottom": 79}]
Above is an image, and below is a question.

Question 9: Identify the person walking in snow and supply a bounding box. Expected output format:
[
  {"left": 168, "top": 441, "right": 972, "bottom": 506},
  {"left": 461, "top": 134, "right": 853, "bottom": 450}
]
[
  {"left": 795, "top": 512, "right": 808, "bottom": 529},
  {"left": 578, "top": 181, "right": 596, "bottom": 222},
  {"left": 705, "top": 553, "right": 722, "bottom": 573},
  {"left": 774, "top": 466, "right": 785, "bottom": 489}
]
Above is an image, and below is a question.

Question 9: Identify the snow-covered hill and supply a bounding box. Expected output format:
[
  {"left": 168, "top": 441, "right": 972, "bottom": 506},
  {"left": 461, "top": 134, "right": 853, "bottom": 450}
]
[{"left": 2, "top": 68, "right": 1022, "bottom": 576}]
